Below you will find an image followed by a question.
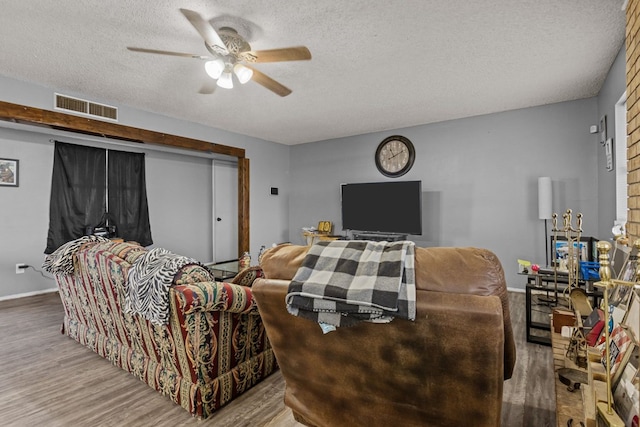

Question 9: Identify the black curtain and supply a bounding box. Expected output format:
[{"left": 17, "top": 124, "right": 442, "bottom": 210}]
[
  {"left": 45, "top": 142, "right": 106, "bottom": 254},
  {"left": 107, "top": 149, "right": 153, "bottom": 246},
  {"left": 45, "top": 142, "right": 153, "bottom": 254}
]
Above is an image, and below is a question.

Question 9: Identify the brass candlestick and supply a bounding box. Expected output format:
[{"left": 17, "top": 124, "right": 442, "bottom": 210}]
[
  {"left": 594, "top": 241, "right": 625, "bottom": 427},
  {"left": 565, "top": 210, "right": 583, "bottom": 305},
  {"left": 550, "top": 209, "right": 583, "bottom": 306},
  {"left": 552, "top": 213, "right": 559, "bottom": 302}
]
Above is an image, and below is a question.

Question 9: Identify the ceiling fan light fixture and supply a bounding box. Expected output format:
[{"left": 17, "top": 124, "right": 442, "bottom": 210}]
[
  {"left": 234, "top": 64, "right": 253, "bottom": 84},
  {"left": 205, "top": 59, "right": 225, "bottom": 79},
  {"left": 217, "top": 71, "right": 234, "bottom": 89},
  {"left": 128, "top": 9, "right": 311, "bottom": 96}
]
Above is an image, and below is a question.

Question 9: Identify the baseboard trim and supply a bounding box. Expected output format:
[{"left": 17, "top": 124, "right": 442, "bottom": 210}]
[
  {"left": 0, "top": 287, "right": 58, "bottom": 302},
  {"left": 507, "top": 287, "right": 525, "bottom": 293}
]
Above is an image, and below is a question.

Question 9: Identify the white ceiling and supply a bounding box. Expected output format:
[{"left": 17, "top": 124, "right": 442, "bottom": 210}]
[{"left": 0, "top": 1, "right": 627, "bottom": 145}]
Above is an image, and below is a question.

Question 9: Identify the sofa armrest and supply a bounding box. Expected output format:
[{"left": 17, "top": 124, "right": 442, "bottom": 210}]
[
  {"left": 172, "top": 281, "right": 257, "bottom": 315},
  {"left": 230, "top": 266, "right": 264, "bottom": 287}
]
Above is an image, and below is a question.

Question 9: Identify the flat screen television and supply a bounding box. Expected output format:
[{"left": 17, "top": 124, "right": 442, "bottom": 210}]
[{"left": 341, "top": 180, "right": 422, "bottom": 235}]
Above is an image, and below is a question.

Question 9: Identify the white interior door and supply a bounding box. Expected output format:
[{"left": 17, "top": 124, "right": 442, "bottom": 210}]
[{"left": 213, "top": 160, "right": 238, "bottom": 262}]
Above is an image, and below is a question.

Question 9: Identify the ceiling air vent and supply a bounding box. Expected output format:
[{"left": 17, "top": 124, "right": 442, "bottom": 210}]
[{"left": 54, "top": 93, "right": 118, "bottom": 122}]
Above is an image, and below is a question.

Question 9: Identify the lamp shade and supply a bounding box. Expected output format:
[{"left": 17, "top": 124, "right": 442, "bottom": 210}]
[
  {"left": 205, "top": 59, "right": 225, "bottom": 79},
  {"left": 217, "top": 71, "right": 234, "bottom": 89},
  {"left": 234, "top": 64, "right": 253, "bottom": 84},
  {"left": 538, "top": 177, "right": 552, "bottom": 220}
]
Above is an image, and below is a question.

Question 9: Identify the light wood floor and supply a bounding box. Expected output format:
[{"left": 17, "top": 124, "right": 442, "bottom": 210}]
[{"left": 0, "top": 291, "right": 554, "bottom": 426}]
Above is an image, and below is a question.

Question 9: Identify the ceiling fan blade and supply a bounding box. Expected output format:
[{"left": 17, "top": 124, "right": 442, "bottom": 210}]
[
  {"left": 247, "top": 46, "right": 312, "bottom": 63},
  {"left": 245, "top": 66, "right": 292, "bottom": 97},
  {"left": 179, "top": 8, "right": 229, "bottom": 55},
  {"left": 127, "top": 47, "right": 210, "bottom": 60}
]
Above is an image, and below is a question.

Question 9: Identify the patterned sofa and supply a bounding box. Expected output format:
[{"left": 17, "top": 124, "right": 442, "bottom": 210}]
[{"left": 46, "top": 238, "right": 277, "bottom": 419}]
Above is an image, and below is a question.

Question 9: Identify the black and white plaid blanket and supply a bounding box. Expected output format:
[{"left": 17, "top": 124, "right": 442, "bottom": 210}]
[{"left": 286, "top": 240, "right": 416, "bottom": 328}]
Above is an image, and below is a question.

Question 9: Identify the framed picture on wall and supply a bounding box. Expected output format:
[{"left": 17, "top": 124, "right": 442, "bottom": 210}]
[{"left": 0, "top": 158, "right": 18, "bottom": 187}]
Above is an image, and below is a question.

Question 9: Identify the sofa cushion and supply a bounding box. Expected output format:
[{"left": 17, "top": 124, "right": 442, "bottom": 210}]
[{"left": 261, "top": 243, "right": 501, "bottom": 294}]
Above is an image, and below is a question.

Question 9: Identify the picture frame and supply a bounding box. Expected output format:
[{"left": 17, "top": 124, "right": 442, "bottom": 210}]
[
  {"left": 550, "top": 236, "right": 595, "bottom": 266},
  {"left": 620, "top": 255, "right": 638, "bottom": 282},
  {"left": 317, "top": 220, "right": 332, "bottom": 234},
  {"left": 0, "top": 158, "right": 18, "bottom": 187},
  {"left": 623, "top": 291, "right": 639, "bottom": 342},
  {"left": 613, "top": 360, "right": 639, "bottom": 427},
  {"left": 609, "top": 280, "right": 634, "bottom": 309}
]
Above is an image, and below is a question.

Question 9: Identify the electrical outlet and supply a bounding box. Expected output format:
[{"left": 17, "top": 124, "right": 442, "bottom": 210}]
[{"left": 15, "top": 263, "right": 27, "bottom": 274}]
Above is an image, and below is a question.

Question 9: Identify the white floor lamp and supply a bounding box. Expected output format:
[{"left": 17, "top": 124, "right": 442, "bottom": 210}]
[{"left": 538, "top": 177, "right": 552, "bottom": 266}]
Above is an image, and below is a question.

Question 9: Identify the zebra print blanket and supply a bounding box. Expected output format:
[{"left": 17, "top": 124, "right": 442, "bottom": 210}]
[
  {"left": 42, "top": 235, "right": 110, "bottom": 275},
  {"left": 125, "top": 248, "right": 201, "bottom": 325},
  {"left": 286, "top": 240, "right": 416, "bottom": 328}
]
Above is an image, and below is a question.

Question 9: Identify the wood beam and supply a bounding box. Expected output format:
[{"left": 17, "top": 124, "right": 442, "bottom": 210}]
[
  {"left": 0, "top": 99, "right": 250, "bottom": 257},
  {"left": 0, "top": 100, "right": 245, "bottom": 158},
  {"left": 238, "top": 157, "right": 250, "bottom": 257}
]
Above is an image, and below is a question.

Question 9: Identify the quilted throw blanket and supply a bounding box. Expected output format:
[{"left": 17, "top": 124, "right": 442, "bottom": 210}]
[
  {"left": 286, "top": 240, "right": 416, "bottom": 328},
  {"left": 125, "top": 248, "right": 201, "bottom": 325}
]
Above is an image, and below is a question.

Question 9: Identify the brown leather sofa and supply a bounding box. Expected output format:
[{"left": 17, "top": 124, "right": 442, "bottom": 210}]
[{"left": 253, "top": 244, "right": 516, "bottom": 427}]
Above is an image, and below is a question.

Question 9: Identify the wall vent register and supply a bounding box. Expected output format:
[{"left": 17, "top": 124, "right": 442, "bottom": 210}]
[{"left": 54, "top": 93, "right": 118, "bottom": 122}]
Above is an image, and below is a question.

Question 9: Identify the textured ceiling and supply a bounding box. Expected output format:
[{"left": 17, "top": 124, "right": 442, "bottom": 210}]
[{"left": 0, "top": 1, "right": 627, "bottom": 145}]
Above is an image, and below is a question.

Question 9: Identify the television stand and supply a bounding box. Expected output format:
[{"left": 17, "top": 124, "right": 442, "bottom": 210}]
[{"left": 351, "top": 232, "right": 407, "bottom": 242}]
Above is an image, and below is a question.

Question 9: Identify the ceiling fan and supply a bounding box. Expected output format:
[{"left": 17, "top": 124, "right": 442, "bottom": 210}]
[{"left": 127, "top": 8, "right": 311, "bottom": 97}]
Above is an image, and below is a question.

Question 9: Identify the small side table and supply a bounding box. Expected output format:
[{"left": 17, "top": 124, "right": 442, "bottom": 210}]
[
  {"left": 524, "top": 273, "right": 602, "bottom": 346},
  {"left": 302, "top": 231, "right": 341, "bottom": 246},
  {"left": 205, "top": 260, "right": 239, "bottom": 281},
  {"left": 526, "top": 283, "right": 563, "bottom": 346}
]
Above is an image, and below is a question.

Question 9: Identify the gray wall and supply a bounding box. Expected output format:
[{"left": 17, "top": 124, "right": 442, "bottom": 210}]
[
  {"left": 0, "top": 42, "right": 626, "bottom": 297},
  {"left": 0, "top": 76, "right": 290, "bottom": 299},
  {"left": 596, "top": 45, "right": 627, "bottom": 238},
  {"left": 289, "top": 98, "right": 601, "bottom": 289}
]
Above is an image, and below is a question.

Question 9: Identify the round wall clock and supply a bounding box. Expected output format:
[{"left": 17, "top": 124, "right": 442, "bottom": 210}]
[{"left": 375, "top": 135, "right": 415, "bottom": 178}]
